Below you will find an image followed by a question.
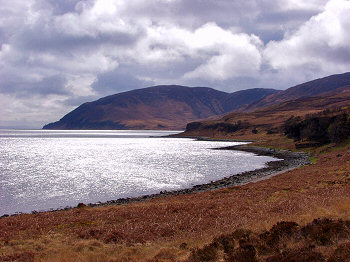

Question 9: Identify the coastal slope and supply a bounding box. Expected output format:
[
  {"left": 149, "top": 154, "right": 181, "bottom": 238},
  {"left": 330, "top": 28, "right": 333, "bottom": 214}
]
[
  {"left": 240, "top": 72, "right": 350, "bottom": 112},
  {"left": 182, "top": 74, "right": 350, "bottom": 138},
  {"left": 43, "top": 85, "right": 278, "bottom": 130}
]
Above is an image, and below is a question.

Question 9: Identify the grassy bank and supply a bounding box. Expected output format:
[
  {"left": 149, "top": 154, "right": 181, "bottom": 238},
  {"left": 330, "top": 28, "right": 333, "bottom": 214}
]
[{"left": 1, "top": 136, "right": 350, "bottom": 261}]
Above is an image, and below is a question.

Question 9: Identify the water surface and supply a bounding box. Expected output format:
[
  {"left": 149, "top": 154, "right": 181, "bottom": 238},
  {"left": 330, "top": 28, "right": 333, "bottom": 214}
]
[{"left": 0, "top": 130, "right": 278, "bottom": 215}]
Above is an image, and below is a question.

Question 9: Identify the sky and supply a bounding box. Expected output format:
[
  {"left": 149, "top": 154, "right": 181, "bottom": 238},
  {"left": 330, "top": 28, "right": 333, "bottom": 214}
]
[{"left": 1, "top": 0, "right": 350, "bottom": 128}]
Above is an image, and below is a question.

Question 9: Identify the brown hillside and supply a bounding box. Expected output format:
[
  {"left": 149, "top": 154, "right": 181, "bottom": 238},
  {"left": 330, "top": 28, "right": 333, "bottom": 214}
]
[
  {"left": 241, "top": 72, "right": 350, "bottom": 112},
  {"left": 43, "top": 86, "right": 278, "bottom": 130},
  {"left": 183, "top": 86, "right": 350, "bottom": 137}
]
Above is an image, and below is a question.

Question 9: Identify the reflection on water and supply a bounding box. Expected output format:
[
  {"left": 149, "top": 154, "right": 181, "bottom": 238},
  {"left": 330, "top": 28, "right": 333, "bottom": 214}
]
[{"left": 0, "top": 130, "right": 277, "bottom": 215}]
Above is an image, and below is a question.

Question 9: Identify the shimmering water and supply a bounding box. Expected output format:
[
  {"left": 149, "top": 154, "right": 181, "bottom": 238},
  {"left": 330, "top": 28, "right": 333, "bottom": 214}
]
[{"left": 0, "top": 130, "right": 278, "bottom": 215}]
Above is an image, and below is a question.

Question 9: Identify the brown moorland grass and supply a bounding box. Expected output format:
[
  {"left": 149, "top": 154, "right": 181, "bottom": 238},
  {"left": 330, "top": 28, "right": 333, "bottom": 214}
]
[
  {"left": 188, "top": 217, "right": 350, "bottom": 261},
  {"left": 1, "top": 141, "right": 350, "bottom": 261}
]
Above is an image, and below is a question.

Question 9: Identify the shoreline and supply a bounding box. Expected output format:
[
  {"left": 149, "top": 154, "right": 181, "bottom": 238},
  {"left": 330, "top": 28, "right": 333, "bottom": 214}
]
[
  {"left": 167, "top": 134, "right": 256, "bottom": 142},
  {"left": 86, "top": 143, "right": 310, "bottom": 208},
  {"left": 0, "top": 140, "right": 310, "bottom": 217}
]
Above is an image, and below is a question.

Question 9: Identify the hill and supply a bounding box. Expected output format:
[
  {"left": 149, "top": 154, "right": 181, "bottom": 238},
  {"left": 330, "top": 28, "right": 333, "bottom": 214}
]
[
  {"left": 241, "top": 72, "right": 350, "bottom": 112},
  {"left": 183, "top": 85, "right": 350, "bottom": 138},
  {"left": 43, "top": 85, "right": 278, "bottom": 130}
]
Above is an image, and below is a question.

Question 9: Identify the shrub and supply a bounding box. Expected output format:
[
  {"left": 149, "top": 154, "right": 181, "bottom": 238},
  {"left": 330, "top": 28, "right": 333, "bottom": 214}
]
[
  {"left": 301, "top": 218, "right": 350, "bottom": 245},
  {"left": 283, "top": 113, "right": 350, "bottom": 144},
  {"left": 227, "top": 238, "right": 257, "bottom": 262},
  {"left": 265, "top": 247, "right": 325, "bottom": 262},
  {"left": 260, "top": 221, "right": 300, "bottom": 249},
  {"left": 188, "top": 243, "right": 219, "bottom": 262}
]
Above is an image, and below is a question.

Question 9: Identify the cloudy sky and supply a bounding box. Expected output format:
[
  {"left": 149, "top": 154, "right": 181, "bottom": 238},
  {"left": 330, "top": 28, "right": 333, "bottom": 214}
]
[{"left": 1, "top": 0, "right": 350, "bottom": 128}]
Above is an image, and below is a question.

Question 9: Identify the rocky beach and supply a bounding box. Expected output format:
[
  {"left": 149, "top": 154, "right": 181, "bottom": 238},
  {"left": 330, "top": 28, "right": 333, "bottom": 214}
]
[{"left": 87, "top": 143, "right": 310, "bottom": 208}]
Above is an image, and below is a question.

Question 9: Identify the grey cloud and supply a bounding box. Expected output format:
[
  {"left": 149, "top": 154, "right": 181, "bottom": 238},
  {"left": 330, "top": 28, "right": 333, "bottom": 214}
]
[
  {"left": 125, "top": 0, "right": 259, "bottom": 28},
  {"left": 0, "top": 74, "right": 69, "bottom": 97},
  {"left": 123, "top": 0, "right": 325, "bottom": 42},
  {"left": 13, "top": 21, "right": 143, "bottom": 54},
  {"left": 258, "top": 9, "right": 320, "bottom": 24},
  {"left": 14, "top": 28, "right": 141, "bottom": 53},
  {"left": 255, "top": 9, "right": 321, "bottom": 42},
  {"left": 32, "top": 75, "right": 70, "bottom": 96},
  {"left": 63, "top": 95, "right": 98, "bottom": 107},
  {"left": 91, "top": 69, "right": 154, "bottom": 97},
  {"left": 326, "top": 47, "right": 350, "bottom": 63},
  {"left": 36, "top": 0, "right": 82, "bottom": 15},
  {"left": 182, "top": 76, "right": 261, "bottom": 93}
]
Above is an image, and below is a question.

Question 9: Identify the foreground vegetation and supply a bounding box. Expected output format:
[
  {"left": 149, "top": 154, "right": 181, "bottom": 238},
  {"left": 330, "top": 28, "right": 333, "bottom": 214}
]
[{"left": 190, "top": 218, "right": 350, "bottom": 261}]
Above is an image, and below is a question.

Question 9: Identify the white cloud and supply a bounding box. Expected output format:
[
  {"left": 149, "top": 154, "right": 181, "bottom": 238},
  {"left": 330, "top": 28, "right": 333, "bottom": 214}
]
[
  {"left": 264, "top": 0, "right": 350, "bottom": 76},
  {"left": 182, "top": 25, "right": 263, "bottom": 80},
  {"left": 123, "top": 22, "right": 263, "bottom": 81}
]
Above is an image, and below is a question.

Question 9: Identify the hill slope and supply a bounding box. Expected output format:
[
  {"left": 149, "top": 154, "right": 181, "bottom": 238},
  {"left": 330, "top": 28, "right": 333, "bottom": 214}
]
[
  {"left": 241, "top": 72, "right": 350, "bottom": 112},
  {"left": 43, "top": 85, "right": 278, "bottom": 130},
  {"left": 183, "top": 85, "right": 350, "bottom": 137}
]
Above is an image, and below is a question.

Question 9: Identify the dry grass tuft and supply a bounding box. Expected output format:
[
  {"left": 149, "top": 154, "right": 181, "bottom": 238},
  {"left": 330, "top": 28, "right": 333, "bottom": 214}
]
[{"left": 188, "top": 217, "right": 350, "bottom": 261}]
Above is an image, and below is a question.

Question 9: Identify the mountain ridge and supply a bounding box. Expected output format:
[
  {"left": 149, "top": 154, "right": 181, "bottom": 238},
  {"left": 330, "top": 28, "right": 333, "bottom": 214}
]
[{"left": 43, "top": 85, "right": 278, "bottom": 130}]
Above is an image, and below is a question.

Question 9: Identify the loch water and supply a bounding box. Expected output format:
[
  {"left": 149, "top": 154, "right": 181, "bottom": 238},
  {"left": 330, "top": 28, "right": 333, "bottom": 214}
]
[{"left": 0, "top": 130, "right": 278, "bottom": 215}]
